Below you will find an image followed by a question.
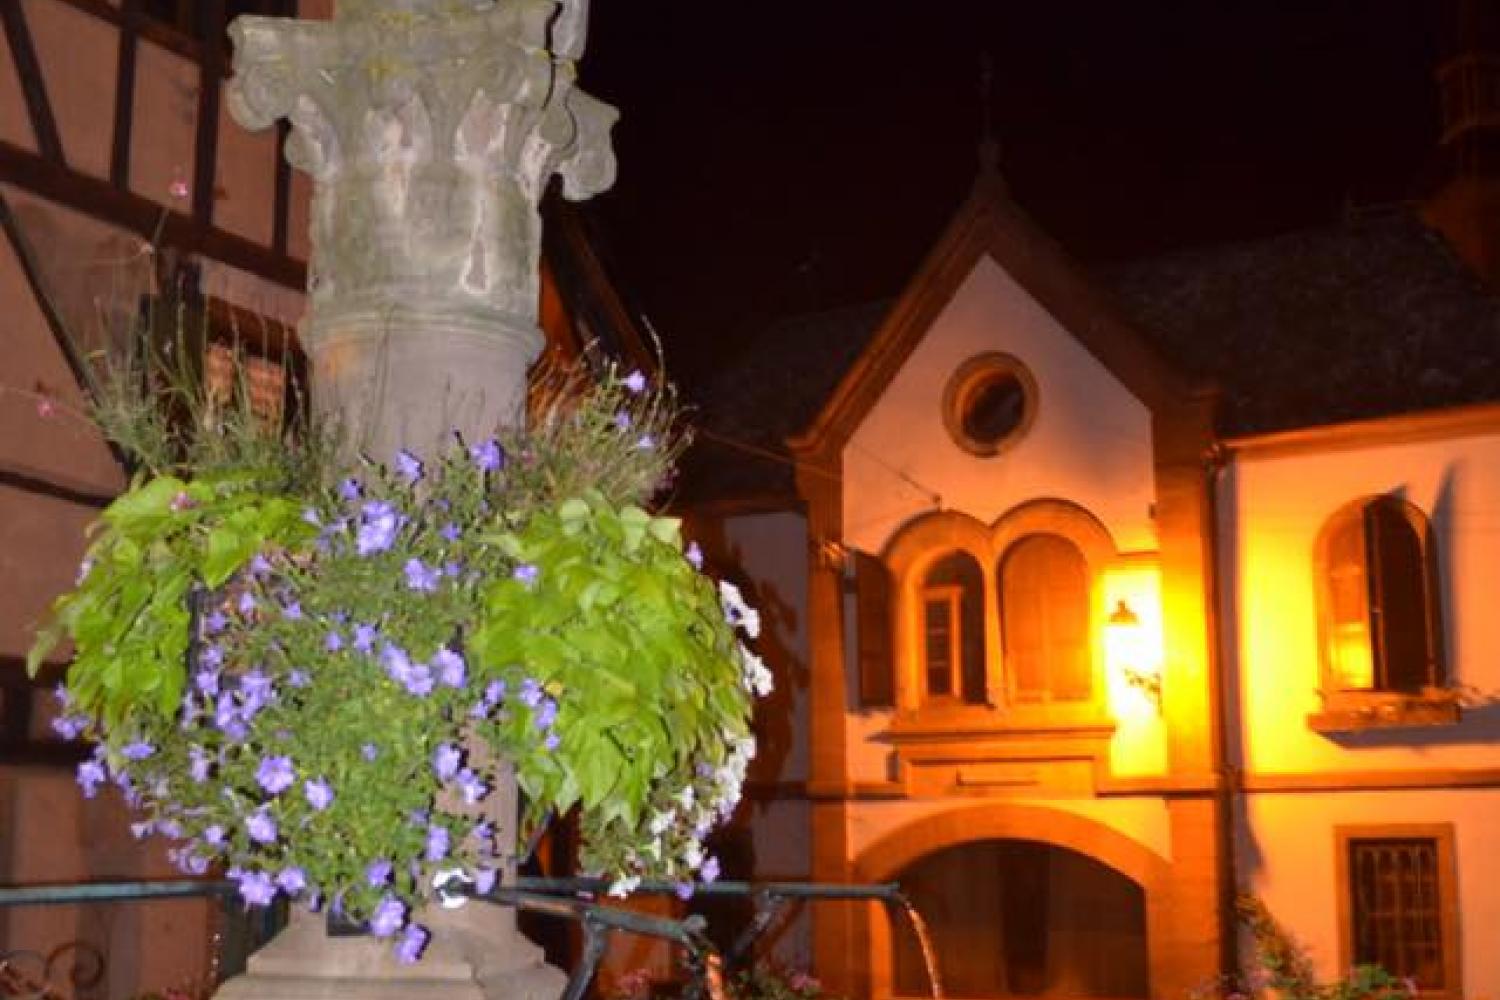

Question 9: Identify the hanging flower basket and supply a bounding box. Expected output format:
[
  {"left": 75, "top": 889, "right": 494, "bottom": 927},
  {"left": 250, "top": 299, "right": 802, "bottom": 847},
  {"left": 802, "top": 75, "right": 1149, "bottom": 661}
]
[{"left": 31, "top": 355, "right": 767, "bottom": 964}]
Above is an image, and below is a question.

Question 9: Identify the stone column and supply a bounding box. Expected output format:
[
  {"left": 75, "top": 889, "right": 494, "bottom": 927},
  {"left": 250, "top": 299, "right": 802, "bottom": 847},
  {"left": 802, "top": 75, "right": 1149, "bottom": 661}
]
[{"left": 216, "top": 2, "right": 615, "bottom": 997}]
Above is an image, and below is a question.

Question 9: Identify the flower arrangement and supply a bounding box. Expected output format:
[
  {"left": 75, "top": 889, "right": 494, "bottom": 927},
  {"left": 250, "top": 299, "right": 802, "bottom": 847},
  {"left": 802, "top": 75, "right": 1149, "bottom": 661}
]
[
  {"left": 31, "top": 338, "right": 767, "bottom": 963},
  {"left": 1225, "top": 896, "right": 1417, "bottom": 1000}
]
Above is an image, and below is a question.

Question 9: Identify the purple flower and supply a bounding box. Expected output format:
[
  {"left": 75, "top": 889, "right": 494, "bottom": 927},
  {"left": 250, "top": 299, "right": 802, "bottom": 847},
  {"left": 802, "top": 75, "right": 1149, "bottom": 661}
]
[
  {"left": 276, "top": 866, "right": 308, "bottom": 896},
  {"left": 613, "top": 411, "right": 632, "bottom": 431},
  {"left": 131, "top": 820, "right": 153, "bottom": 840},
  {"left": 370, "top": 896, "right": 406, "bottom": 938},
  {"left": 471, "top": 820, "right": 494, "bottom": 844},
  {"left": 199, "top": 645, "right": 224, "bottom": 669},
  {"left": 381, "top": 644, "right": 412, "bottom": 682},
  {"left": 474, "top": 868, "right": 498, "bottom": 895},
  {"left": 121, "top": 739, "right": 155, "bottom": 761},
  {"left": 179, "top": 852, "right": 210, "bottom": 876},
  {"left": 685, "top": 542, "right": 704, "bottom": 570},
  {"left": 512, "top": 564, "right": 539, "bottom": 587},
  {"left": 353, "top": 623, "right": 378, "bottom": 653},
  {"left": 401, "top": 663, "right": 434, "bottom": 697},
  {"left": 394, "top": 450, "right": 423, "bottom": 484},
  {"left": 241, "top": 670, "right": 275, "bottom": 712},
  {"left": 457, "top": 769, "right": 489, "bottom": 805},
  {"left": 202, "top": 608, "right": 227, "bottom": 634},
  {"left": 366, "top": 859, "right": 393, "bottom": 888},
  {"left": 518, "top": 678, "right": 543, "bottom": 708},
  {"left": 356, "top": 501, "right": 401, "bottom": 556},
  {"left": 287, "top": 669, "right": 311, "bottom": 689},
  {"left": 189, "top": 747, "right": 212, "bottom": 783},
  {"left": 470, "top": 439, "right": 504, "bottom": 472},
  {"left": 425, "top": 824, "right": 450, "bottom": 862},
  {"left": 214, "top": 700, "right": 247, "bottom": 741},
  {"left": 159, "top": 819, "right": 184, "bottom": 839},
  {"left": 195, "top": 668, "right": 220, "bottom": 696},
  {"left": 636, "top": 434, "right": 655, "bottom": 451},
  {"left": 282, "top": 600, "right": 303, "bottom": 620},
  {"left": 433, "top": 744, "right": 462, "bottom": 781},
  {"left": 237, "top": 591, "right": 256, "bottom": 616},
  {"left": 675, "top": 882, "right": 695, "bottom": 901},
  {"left": 237, "top": 870, "right": 276, "bottom": 907},
  {"left": 305, "top": 778, "right": 334, "bottom": 811},
  {"left": 246, "top": 810, "right": 278, "bottom": 844},
  {"left": 249, "top": 553, "right": 273, "bottom": 577},
  {"left": 394, "top": 923, "right": 429, "bottom": 964},
  {"left": 433, "top": 647, "right": 466, "bottom": 688},
  {"left": 325, "top": 630, "right": 344, "bottom": 653},
  {"left": 302, "top": 506, "right": 322, "bottom": 527},
  {"left": 543, "top": 732, "right": 560, "bottom": 751},
  {"left": 484, "top": 680, "right": 506, "bottom": 704},
  {"left": 404, "top": 558, "right": 440, "bottom": 593},
  {"left": 51, "top": 714, "right": 88, "bottom": 740},
  {"left": 623, "top": 370, "right": 647, "bottom": 393},
  {"left": 338, "top": 477, "right": 362, "bottom": 502},
  {"left": 203, "top": 824, "right": 226, "bottom": 846},
  {"left": 534, "top": 698, "right": 558, "bottom": 731},
  {"left": 440, "top": 522, "right": 461, "bottom": 542},
  {"left": 361, "top": 743, "right": 379, "bottom": 762},
  {"left": 700, "top": 856, "right": 721, "bottom": 883}
]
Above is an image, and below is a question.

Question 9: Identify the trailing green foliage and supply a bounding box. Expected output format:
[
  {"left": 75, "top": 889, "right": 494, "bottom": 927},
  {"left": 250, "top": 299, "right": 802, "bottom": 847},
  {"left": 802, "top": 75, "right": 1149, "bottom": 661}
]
[{"left": 32, "top": 339, "right": 762, "bottom": 964}]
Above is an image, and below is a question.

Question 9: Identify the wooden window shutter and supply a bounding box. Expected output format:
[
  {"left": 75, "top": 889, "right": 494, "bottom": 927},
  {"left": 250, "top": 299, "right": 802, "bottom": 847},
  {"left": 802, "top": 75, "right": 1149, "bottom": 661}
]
[
  {"left": 1001, "top": 534, "right": 1091, "bottom": 702},
  {"left": 852, "top": 551, "right": 894, "bottom": 707},
  {"left": 1365, "top": 501, "right": 1436, "bottom": 692}
]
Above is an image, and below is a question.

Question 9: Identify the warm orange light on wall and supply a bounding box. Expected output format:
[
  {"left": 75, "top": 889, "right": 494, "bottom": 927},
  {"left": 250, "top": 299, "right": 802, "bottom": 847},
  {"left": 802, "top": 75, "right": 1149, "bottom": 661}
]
[{"left": 1105, "top": 593, "right": 1163, "bottom": 717}]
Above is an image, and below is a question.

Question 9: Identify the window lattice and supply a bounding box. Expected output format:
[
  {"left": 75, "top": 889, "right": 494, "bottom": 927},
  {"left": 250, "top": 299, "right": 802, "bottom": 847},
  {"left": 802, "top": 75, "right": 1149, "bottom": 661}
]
[{"left": 1348, "top": 838, "right": 1445, "bottom": 988}]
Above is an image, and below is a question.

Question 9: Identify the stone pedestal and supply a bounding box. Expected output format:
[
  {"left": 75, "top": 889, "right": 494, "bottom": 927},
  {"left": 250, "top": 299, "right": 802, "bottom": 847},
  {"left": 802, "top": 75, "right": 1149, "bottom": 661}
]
[{"left": 219, "top": 0, "right": 617, "bottom": 996}]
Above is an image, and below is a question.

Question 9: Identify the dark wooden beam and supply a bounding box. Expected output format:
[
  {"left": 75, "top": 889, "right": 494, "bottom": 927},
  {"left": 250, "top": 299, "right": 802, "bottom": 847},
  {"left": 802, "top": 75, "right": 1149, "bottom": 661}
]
[
  {"left": 0, "top": 139, "right": 307, "bottom": 289},
  {"left": 191, "top": 0, "right": 226, "bottom": 226},
  {"left": 0, "top": 0, "right": 66, "bottom": 165},
  {"left": 0, "top": 464, "right": 114, "bottom": 509},
  {"left": 110, "top": 0, "right": 141, "bottom": 188},
  {"left": 272, "top": 119, "right": 291, "bottom": 255}
]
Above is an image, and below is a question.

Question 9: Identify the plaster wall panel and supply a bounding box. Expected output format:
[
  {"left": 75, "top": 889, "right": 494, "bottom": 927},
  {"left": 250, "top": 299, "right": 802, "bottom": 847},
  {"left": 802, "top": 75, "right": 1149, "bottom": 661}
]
[
  {"left": 1240, "top": 789, "right": 1500, "bottom": 994},
  {"left": 0, "top": 26, "right": 35, "bottom": 150},
  {"left": 24, "top": 0, "right": 117, "bottom": 179},
  {"left": 718, "top": 511, "right": 811, "bottom": 784},
  {"left": 288, "top": 168, "right": 312, "bottom": 262},
  {"left": 0, "top": 191, "right": 126, "bottom": 494},
  {"left": 213, "top": 88, "right": 277, "bottom": 246},
  {"left": 1227, "top": 432, "right": 1500, "bottom": 773},
  {"left": 128, "top": 40, "right": 198, "bottom": 210},
  {"left": 842, "top": 256, "right": 1156, "bottom": 560}
]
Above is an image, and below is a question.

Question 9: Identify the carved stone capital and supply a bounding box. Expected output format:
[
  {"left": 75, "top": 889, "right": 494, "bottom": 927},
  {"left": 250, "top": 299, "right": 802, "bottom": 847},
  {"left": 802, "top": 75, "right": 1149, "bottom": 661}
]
[{"left": 227, "top": 0, "right": 615, "bottom": 338}]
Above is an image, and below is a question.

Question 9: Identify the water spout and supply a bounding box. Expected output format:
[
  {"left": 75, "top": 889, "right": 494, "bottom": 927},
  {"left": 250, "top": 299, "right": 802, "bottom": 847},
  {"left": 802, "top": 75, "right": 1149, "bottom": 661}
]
[{"left": 892, "top": 895, "right": 944, "bottom": 1000}]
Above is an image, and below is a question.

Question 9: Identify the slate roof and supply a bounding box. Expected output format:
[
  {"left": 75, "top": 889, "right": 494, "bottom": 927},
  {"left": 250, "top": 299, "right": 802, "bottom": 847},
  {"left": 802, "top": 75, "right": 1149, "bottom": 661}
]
[
  {"left": 1107, "top": 210, "right": 1500, "bottom": 437},
  {"left": 679, "top": 211, "right": 1500, "bottom": 506}
]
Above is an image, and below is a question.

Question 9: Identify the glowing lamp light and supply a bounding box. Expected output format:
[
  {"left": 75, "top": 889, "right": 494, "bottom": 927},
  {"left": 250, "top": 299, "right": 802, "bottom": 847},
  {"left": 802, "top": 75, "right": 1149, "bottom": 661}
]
[{"left": 1106, "top": 598, "right": 1162, "bottom": 714}]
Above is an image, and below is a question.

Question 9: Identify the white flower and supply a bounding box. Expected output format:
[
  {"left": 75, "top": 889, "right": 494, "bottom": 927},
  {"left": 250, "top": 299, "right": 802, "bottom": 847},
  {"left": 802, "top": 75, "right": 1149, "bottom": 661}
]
[
  {"left": 740, "top": 644, "right": 774, "bottom": 697},
  {"left": 608, "top": 875, "right": 641, "bottom": 898},
  {"left": 683, "top": 840, "right": 704, "bottom": 869},
  {"left": 676, "top": 785, "right": 695, "bottom": 811},
  {"left": 718, "top": 581, "right": 761, "bottom": 639},
  {"left": 648, "top": 810, "right": 673, "bottom": 836}
]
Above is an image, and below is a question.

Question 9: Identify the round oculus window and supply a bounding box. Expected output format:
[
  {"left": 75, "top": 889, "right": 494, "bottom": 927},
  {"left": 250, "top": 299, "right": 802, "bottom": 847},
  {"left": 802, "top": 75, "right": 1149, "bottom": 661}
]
[{"left": 942, "top": 353, "right": 1037, "bottom": 456}]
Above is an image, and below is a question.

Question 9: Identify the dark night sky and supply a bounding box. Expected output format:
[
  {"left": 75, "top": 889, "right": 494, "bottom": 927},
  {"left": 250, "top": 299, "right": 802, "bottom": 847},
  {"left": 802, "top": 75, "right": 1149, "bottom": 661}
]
[{"left": 574, "top": 1, "right": 1451, "bottom": 388}]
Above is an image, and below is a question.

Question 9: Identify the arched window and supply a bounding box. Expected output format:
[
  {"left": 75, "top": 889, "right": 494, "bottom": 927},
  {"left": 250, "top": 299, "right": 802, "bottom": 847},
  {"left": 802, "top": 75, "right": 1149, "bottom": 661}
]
[
  {"left": 1000, "top": 534, "right": 1092, "bottom": 703},
  {"left": 921, "top": 551, "right": 987, "bottom": 704},
  {"left": 1318, "top": 497, "right": 1443, "bottom": 694}
]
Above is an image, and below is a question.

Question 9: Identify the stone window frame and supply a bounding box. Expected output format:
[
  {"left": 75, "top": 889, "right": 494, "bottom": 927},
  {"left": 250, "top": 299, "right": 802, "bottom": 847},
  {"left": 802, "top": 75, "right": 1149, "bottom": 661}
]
[
  {"left": 1308, "top": 495, "right": 1457, "bottom": 733},
  {"left": 1334, "top": 823, "right": 1461, "bottom": 999},
  {"left": 881, "top": 500, "right": 1117, "bottom": 727},
  {"left": 941, "top": 352, "right": 1038, "bottom": 458}
]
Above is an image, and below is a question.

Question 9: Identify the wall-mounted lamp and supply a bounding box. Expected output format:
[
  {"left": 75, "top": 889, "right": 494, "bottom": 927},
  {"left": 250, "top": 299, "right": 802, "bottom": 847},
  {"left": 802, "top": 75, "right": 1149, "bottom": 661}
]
[{"left": 1107, "top": 598, "right": 1162, "bottom": 714}]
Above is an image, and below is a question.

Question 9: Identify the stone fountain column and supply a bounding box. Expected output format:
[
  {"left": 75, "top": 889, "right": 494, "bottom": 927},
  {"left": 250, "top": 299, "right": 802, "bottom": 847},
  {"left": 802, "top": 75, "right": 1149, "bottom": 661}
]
[{"left": 216, "top": 1, "right": 615, "bottom": 997}]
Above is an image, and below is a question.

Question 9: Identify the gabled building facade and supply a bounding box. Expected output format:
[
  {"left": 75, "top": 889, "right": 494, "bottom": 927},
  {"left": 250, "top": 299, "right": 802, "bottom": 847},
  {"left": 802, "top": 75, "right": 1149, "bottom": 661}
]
[{"left": 685, "top": 21, "right": 1500, "bottom": 995}]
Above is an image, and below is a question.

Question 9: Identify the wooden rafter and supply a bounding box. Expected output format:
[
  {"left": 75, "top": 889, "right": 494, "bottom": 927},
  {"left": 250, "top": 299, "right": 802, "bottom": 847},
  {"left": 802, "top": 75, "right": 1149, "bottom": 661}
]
[{"left": 110, "top": 0, "right": 141, "bottom": 187}]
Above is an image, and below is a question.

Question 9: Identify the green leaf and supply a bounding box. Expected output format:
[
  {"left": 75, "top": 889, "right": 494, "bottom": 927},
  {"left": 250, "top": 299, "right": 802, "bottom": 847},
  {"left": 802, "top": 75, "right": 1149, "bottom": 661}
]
[{"left": 102, "top": 475, "right": 186, "bottom": 535}]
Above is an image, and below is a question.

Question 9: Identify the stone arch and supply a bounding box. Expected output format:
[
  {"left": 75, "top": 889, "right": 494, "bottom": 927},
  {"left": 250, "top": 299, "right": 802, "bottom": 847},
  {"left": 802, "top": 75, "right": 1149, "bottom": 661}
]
[
  {"left": 852, "top": 802, "right": 1170, "bottom": 999},
  {"left": 990, "top": 496, "right": 1118, "bottom": 573}
]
